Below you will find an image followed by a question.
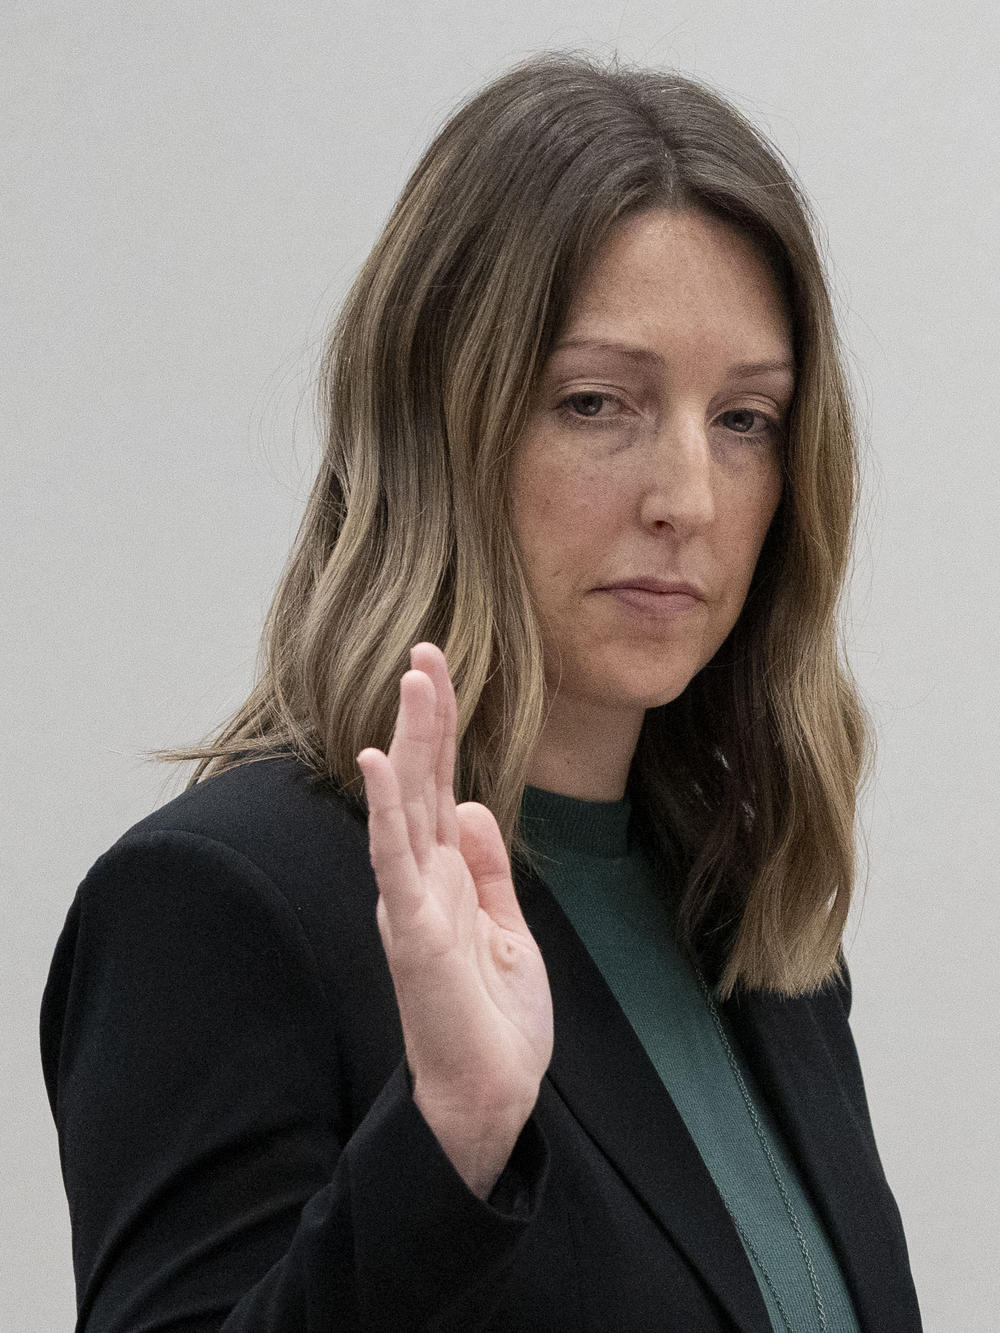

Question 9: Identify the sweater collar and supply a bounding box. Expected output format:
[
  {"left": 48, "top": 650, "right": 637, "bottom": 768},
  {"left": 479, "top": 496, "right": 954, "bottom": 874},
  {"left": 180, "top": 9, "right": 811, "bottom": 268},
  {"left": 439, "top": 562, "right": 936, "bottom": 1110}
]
[{"left": 520, "top": 784, "right": 631, "bottom": 860}]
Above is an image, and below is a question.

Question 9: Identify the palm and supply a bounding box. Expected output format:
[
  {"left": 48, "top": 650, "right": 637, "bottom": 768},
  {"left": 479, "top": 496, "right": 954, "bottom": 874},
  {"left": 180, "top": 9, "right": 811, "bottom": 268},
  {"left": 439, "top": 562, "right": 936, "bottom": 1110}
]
[{"left": 358, "top": 643, "right": 553, "bottom": 1136}]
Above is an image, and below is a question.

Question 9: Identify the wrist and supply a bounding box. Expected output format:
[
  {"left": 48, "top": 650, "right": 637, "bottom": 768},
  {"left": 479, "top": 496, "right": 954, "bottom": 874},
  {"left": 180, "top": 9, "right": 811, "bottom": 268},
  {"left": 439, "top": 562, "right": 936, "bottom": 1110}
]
[{"left": 412, "top": 1080, "right": 536, "bottom": 1200}]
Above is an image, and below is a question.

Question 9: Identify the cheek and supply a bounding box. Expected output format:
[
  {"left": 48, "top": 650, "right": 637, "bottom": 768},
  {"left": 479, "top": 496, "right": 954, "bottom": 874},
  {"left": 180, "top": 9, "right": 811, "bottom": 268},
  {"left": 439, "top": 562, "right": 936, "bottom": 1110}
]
[
  {"left": 730, "top": 453, "right": 781, "bottom": 538},
  {"left": 706, "top": 456, "right": 776, "bottom": 563},
  {"left": 721, "top": 481, "right": 782, "bottom": 592},
  {"left": 514, "top": 456, "right": 616, "bottom": 573}
]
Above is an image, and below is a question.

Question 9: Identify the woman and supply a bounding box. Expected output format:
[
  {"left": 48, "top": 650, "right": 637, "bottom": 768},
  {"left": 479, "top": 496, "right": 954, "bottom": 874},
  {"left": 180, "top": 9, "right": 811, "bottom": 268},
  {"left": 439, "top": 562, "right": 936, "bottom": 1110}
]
[{"left": 41, "top": 52, "right": 922, "bottom": 1332}]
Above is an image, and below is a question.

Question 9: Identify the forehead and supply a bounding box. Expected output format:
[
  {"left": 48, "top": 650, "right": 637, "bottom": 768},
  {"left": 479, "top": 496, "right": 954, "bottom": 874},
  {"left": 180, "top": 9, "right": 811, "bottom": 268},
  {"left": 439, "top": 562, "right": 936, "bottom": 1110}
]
[{"left": 556, "top": 207, "right": 793, "bottom": 368}]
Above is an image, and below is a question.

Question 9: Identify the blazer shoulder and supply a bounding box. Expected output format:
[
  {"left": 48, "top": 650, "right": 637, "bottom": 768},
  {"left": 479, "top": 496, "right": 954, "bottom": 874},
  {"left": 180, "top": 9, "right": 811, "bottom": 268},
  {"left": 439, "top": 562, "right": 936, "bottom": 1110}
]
[
  {"left": 127, "top": 757, "right": 365, "bottom": 869},
  {"left": 109, "top": 755, "right": 375, "bottom": 925}
]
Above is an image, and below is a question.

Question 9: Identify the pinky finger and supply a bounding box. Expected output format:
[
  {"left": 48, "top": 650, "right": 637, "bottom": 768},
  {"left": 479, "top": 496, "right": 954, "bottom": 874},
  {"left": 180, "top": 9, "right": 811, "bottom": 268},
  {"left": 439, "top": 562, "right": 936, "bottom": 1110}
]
[{"left": 357, "top": 749, "right": 425, "bottom": 920}]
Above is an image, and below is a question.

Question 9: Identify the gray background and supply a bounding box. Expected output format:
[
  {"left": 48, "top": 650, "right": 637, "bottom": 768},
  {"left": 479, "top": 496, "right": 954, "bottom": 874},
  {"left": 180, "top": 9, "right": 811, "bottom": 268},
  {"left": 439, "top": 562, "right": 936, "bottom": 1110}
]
[{"left": 5, "top": 2, "right": 998, "bottom": 1328}]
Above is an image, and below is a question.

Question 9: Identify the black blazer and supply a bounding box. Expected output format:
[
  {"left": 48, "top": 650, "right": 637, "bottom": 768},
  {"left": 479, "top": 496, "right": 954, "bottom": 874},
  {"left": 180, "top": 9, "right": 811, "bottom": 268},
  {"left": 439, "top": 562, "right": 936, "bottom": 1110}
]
[{"left": 41, "top": 755, "right": 922, "bottom": 1331}]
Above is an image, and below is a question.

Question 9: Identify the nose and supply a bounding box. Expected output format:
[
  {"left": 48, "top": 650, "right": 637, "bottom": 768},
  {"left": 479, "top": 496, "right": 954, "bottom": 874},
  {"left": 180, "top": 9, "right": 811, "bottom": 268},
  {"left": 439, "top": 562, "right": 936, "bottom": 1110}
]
[{"left": 637, "top": 414, "right": 716, "bottom": 535}]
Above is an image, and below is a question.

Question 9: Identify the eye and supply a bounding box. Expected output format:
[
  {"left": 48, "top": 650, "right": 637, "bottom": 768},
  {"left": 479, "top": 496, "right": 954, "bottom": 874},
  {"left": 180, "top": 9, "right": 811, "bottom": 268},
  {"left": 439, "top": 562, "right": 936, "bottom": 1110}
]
[
  {"left": 718, "top": 408, "right": 779, "bottom": 439},
  {"left": 557, "top": 392, "right": 624, "bottom": 423}
]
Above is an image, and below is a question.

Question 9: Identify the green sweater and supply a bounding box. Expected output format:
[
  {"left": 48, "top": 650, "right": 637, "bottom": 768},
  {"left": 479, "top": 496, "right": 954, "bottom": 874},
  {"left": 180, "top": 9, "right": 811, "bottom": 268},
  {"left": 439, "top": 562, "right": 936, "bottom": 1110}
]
[{"left": 520, "top": 784, "right": 861, "bottom": 1333}]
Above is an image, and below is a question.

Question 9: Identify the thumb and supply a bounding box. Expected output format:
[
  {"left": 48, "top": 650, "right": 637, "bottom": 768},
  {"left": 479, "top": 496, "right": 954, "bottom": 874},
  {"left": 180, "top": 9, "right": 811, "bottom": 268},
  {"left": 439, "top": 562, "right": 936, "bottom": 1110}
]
[{"left": 455, "top": 802, "right": 524, "bottom": 931}]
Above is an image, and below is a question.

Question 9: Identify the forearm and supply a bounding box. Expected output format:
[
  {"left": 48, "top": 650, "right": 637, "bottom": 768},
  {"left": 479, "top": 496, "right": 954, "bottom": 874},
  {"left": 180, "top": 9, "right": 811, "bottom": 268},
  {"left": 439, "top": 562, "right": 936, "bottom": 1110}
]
[{"left": 219, "top": 1065, "right": 548, "bottom": 1331}]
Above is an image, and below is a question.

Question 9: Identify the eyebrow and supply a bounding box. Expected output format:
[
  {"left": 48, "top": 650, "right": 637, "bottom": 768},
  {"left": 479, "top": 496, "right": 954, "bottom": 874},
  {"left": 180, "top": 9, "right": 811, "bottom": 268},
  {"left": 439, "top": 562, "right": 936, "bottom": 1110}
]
[{"left": 551, "top": 338, "right": 795, "bottom": 382}]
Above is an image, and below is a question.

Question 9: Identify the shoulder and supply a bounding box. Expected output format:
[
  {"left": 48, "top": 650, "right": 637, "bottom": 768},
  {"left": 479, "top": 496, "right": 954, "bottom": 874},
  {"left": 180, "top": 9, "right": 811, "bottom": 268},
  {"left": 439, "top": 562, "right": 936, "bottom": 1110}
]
[
  {"left": 55, "top": 755, "right": 392, "bottom": 1056},
  {"left": 110, "top": 755, "right": 373, "bottom": 914},
  {"left": 43, "top": 756, "right": 401, "bottom": 1146},
  {"left": 71, "top": 757, "right": 381, "bottom": 985},
  {"left": 130, "top": 755, "right": 368, "bottom": 871}
]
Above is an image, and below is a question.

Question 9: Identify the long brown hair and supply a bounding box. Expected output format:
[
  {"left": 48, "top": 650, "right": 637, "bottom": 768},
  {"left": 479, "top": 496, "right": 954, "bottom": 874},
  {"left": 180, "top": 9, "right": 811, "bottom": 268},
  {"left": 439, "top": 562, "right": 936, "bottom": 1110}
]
[{"left": 155, "top": 51, "right": 871, "bottom": 1000}]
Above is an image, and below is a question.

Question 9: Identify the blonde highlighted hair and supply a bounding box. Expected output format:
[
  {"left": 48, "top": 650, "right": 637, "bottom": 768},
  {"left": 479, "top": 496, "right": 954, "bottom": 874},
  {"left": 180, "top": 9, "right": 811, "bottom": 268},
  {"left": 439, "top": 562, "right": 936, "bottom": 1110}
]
[{"left": 156, "top": 52, "right": 871, "bottom": 1000}]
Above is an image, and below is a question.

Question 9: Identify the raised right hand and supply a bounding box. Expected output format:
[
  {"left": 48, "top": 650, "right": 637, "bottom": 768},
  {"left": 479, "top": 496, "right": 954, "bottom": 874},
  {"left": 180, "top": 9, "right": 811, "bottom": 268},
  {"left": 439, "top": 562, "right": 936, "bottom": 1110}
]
[{"left": 356, "top": 642, "right": 553, "bottom": 1200}]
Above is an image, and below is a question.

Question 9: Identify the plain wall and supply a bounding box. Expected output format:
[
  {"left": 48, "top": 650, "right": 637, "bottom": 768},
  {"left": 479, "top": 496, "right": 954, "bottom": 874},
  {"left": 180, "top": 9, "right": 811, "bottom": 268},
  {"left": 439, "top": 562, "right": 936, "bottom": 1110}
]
[{"left": 6, "top": 2, "right": 998, "bottom": 1327}]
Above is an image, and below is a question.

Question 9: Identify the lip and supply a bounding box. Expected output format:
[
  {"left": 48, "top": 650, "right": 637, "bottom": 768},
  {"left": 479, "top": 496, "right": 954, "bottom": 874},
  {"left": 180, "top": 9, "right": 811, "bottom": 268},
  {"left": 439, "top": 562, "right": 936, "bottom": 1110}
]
[
  {"left": 600, "top": 577, "right": 707, "bottom": 599},
  {"left": 597, "top": 577, "right": 707, "bottom": 621}
]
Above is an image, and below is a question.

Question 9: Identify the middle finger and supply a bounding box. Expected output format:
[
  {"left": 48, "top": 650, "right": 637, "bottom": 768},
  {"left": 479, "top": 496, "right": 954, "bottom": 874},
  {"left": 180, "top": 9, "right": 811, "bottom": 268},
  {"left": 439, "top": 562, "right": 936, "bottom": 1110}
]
[
  {"left": 387, "top": 668, "right": 438, "bottom": 866},
  {"left": 410, "top": 642, "right": 460, "bottom": 848}
]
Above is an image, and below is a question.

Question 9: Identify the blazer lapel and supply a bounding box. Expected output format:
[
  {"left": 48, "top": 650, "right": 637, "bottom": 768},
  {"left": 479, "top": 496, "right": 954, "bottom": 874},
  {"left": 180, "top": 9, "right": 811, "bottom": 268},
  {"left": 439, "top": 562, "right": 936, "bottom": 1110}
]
[
  {"left": 517, "top": 865, "right": 774, "bottom": 1333},
  {"left": 723, "top": 989, "right": 922, "bottom": 1333}
]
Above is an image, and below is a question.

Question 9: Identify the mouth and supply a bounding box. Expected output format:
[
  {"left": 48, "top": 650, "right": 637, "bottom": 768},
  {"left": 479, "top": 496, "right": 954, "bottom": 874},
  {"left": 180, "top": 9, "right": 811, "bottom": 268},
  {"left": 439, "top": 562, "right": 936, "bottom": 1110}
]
[
  {"left": 599, "top": 578, "right": 706, "bottom": 600},
  {"left": 597, "top": 582, "right": 706, "bottom": 619}
]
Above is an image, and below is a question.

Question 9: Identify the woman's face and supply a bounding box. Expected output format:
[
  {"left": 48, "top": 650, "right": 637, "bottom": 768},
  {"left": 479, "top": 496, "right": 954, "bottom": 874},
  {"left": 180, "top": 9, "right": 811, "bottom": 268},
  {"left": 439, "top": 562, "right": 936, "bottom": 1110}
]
[{"left": 511, "top": 206, "right": 792, "bottom": 733}]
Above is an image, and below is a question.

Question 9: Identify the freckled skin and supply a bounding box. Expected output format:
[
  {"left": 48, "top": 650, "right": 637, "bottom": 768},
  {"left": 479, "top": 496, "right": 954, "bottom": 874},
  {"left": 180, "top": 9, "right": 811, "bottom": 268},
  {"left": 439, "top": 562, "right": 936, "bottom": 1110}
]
[{"left": 511, "top": 207, "right": 792, "bottom": 799}]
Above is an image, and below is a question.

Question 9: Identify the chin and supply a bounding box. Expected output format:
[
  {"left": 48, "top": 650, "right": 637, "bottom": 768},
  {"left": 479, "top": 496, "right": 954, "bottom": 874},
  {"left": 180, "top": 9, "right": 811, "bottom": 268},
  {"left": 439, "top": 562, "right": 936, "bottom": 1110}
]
[
  {"left": 607, "top": 668, "right": 699, "bottom": 713},
  {"left": 552, "top": 647, "right": 707, "bottom": 718},
  {"left": 624, "top": 652, "right": 704, "bottom": 700},
  {"left": 639, "top": 684, "right": 694, "bottom": 711}
]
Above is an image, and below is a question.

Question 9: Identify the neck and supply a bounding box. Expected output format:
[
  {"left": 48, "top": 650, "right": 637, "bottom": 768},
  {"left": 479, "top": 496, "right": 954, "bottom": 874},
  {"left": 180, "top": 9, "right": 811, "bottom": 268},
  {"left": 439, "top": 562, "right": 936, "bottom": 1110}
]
[{"left": 525, "top": 693, "right": 644, "bottom": 802}]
